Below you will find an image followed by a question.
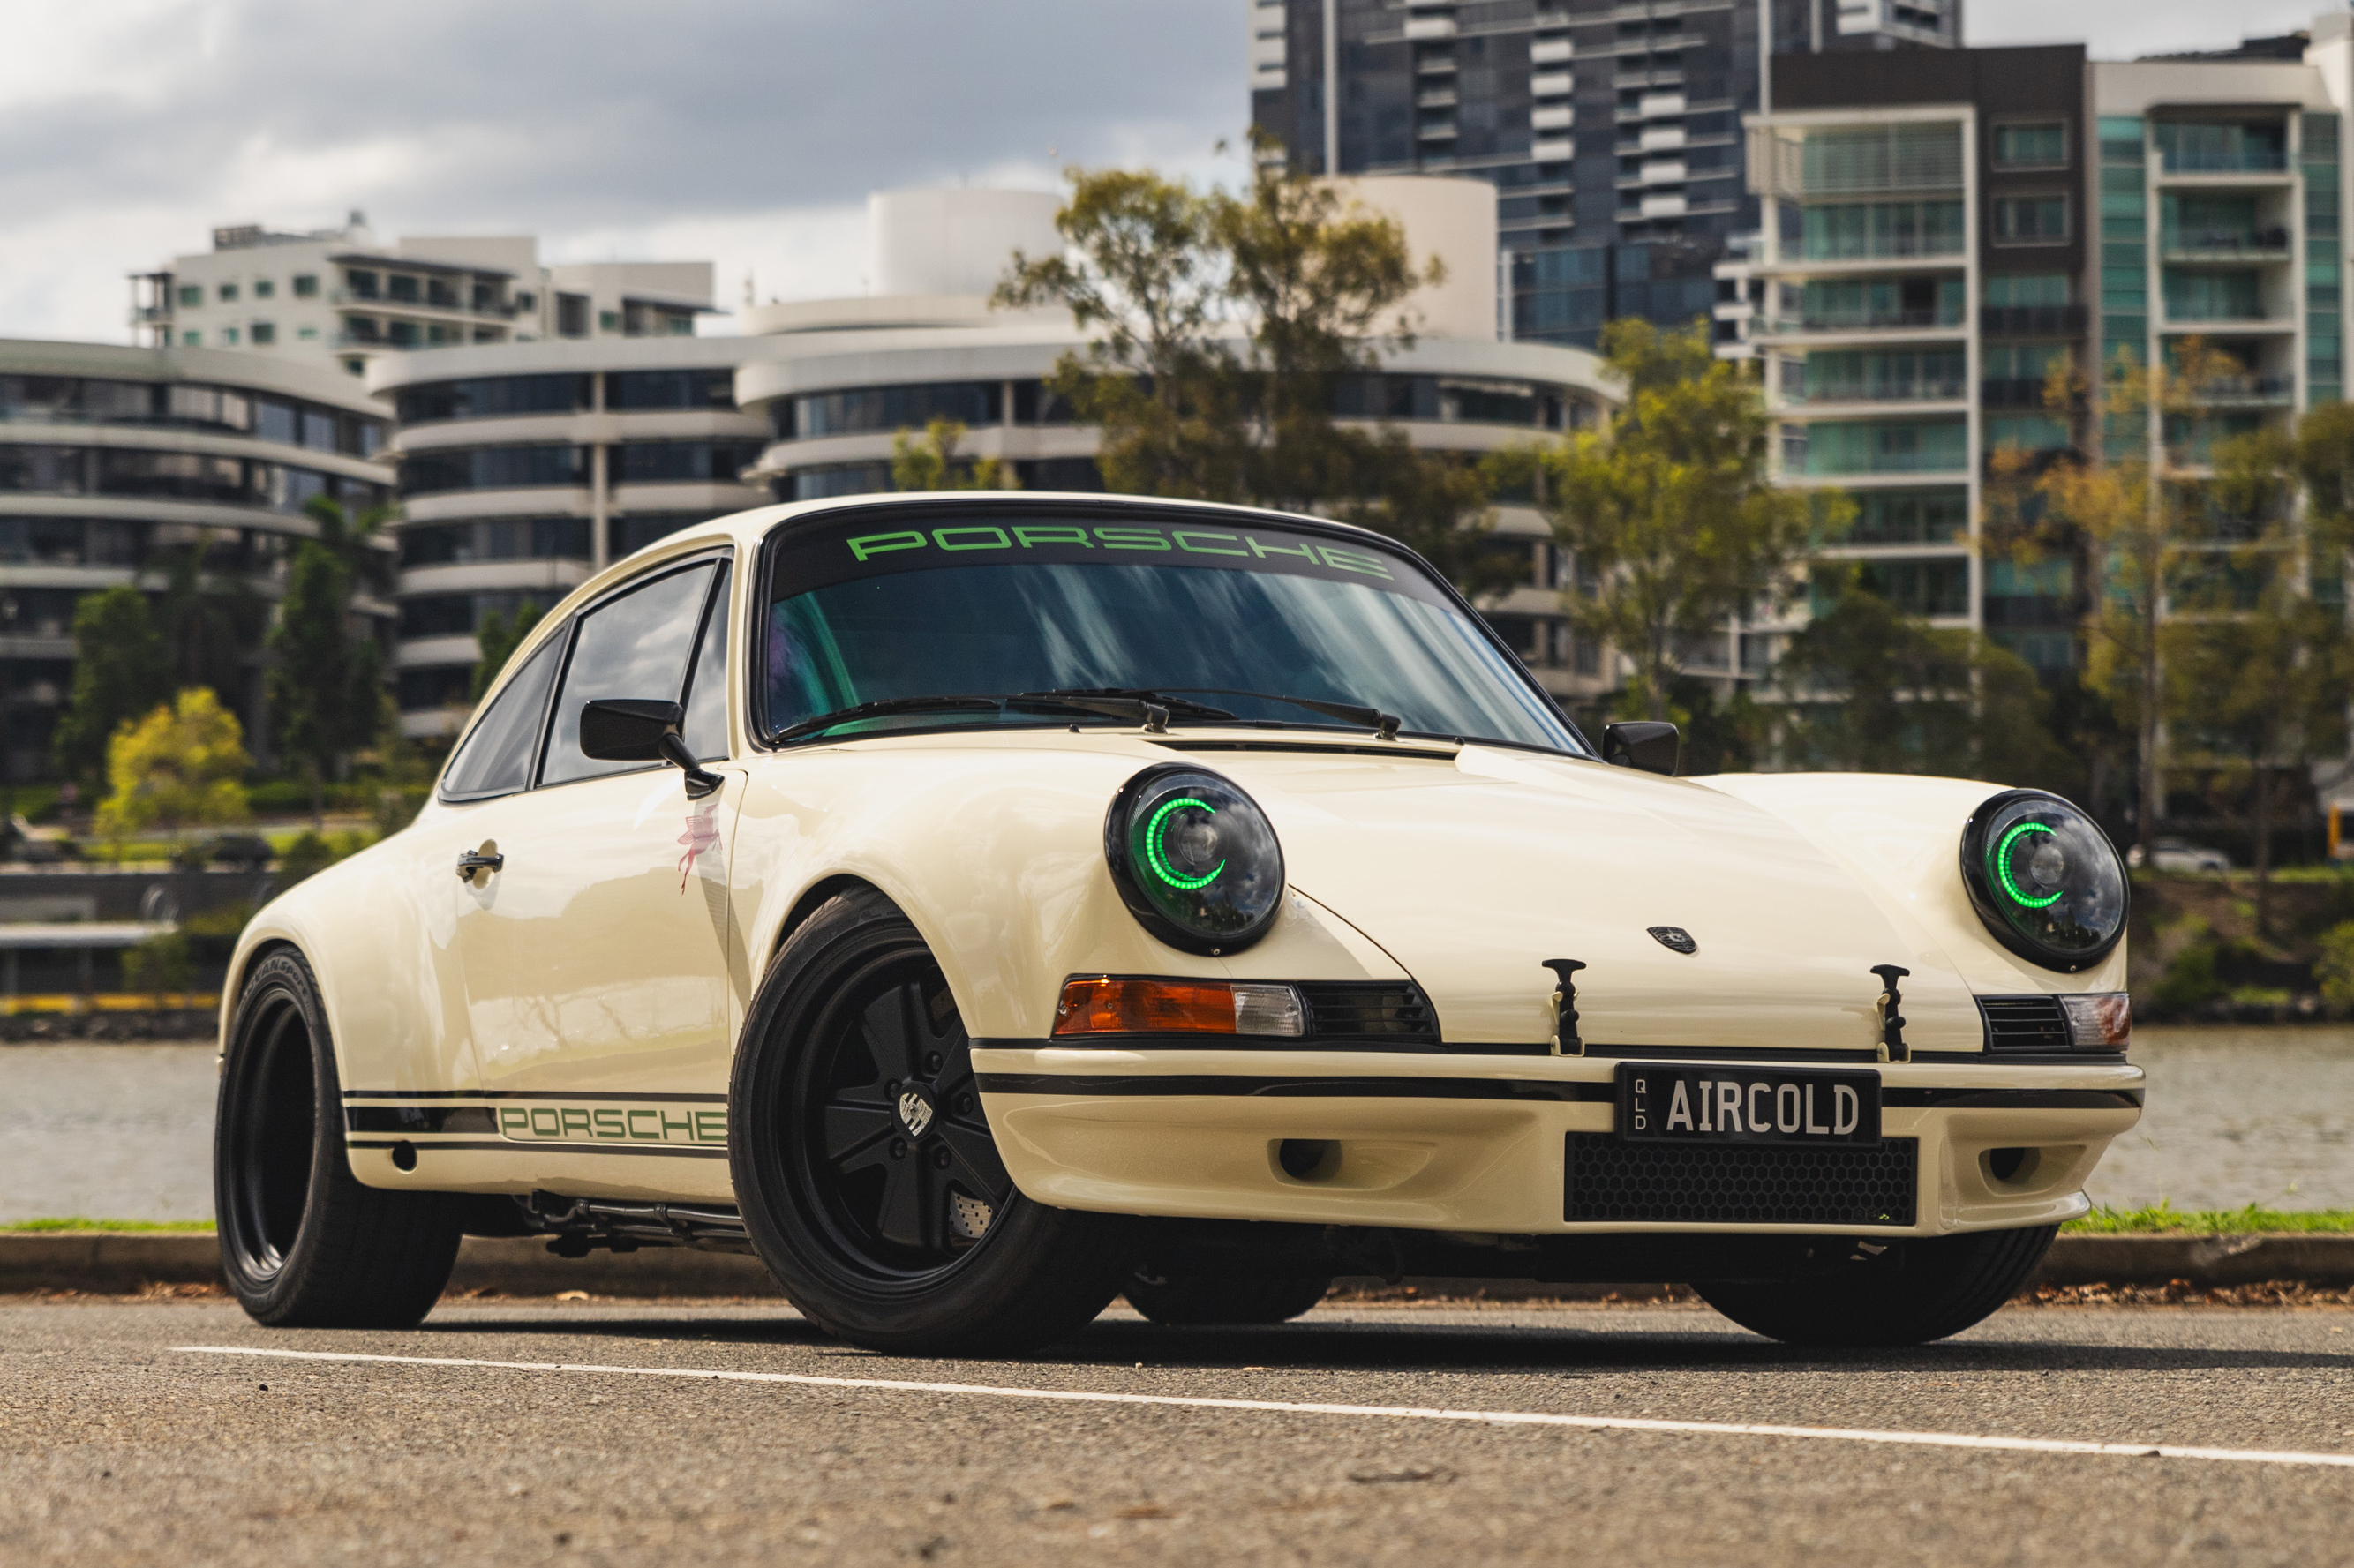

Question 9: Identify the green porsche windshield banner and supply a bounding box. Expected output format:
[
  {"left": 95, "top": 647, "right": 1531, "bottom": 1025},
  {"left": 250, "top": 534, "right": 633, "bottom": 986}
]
[{"left": 768, "top": 508, "right": 1446, "bottom": 604}]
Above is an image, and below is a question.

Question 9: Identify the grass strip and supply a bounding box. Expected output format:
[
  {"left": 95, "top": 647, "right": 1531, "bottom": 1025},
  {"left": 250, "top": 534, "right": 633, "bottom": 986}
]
[
  {"left": 2, "top": 1219, "right": 215, "bottom": 1233},
  {"left": 2065, "top": 1203, "right": 2354, "bottom": 1234}
]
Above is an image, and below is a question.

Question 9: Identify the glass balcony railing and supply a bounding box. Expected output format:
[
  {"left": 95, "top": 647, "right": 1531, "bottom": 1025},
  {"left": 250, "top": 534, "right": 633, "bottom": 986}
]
[
  {"left": 2159, "top": 147, "right": 2290, "bottom": 175},
  {"left": 2161, "top": 227, "right": 2291, "bottom": 256},
  {"left": 2189, "top": 374, "right": 2295, "bottom": 402},
  {"left": 1761, "top": 307, "right": 1964, "bottom": 333},
  {"left": 1782, "top": 377, "right": 1968, "bottom": 404},
  {"left": 1794, "top": 232, "right": 1967, "bottom": 261}
]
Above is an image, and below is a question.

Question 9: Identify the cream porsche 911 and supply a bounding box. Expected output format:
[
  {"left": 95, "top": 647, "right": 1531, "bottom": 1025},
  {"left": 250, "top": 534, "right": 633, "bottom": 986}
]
[{"left": 214, "top": 493, "right": 2140, "bottom": 1353}]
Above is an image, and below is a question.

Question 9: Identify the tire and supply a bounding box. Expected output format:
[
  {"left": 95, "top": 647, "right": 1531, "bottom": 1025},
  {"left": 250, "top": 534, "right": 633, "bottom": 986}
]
[
  {"left": 1124, "top": 1271, "right": 1334, "bottom": 1325},
  {"left": 1694, "top": 1224, "right": 2058, "bottom": 1347},
  {"left": 730, "top": 887, "right": 1138, "bottom": 1355},
  {"left": 214, "top": 947, "right": 463, "bottom": 1327}
]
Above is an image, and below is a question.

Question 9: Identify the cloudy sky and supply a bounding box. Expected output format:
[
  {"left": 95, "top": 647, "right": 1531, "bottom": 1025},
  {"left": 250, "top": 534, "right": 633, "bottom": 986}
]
[{"left": 0, "top": 0, "right": 2338, "bottom": 344}]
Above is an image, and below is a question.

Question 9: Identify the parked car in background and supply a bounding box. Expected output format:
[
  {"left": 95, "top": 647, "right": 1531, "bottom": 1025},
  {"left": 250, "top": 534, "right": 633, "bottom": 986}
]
[{"left": 2136, "top": 837, "right": 2230, "bottom": 874}]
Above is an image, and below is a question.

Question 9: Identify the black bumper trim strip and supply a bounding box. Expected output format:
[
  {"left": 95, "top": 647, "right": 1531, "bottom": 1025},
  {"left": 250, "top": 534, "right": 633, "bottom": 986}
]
[
  {"left": 977, "top": 1075, "right": 2141, "bottom": 1110},
  {"left": 341, "top": 1089, "right": 727, "bottom": 1103}
]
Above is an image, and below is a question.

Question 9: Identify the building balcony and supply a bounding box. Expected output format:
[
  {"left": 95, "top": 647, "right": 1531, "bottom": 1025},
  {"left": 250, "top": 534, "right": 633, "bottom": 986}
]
[
  {"left": 2157, "top": 311, "right": 2291, "bottom": 333},
  {"left": 2160, "top": 228, "right": 2291, "bottom": 261},
  {"left": 1758, "top": 308, "right": 1965, "bottom": 335},
  {"left": 332, "top": 289, "right": 516, "bottom": 319},
  {"left": 2158, "top": 148, "right": 2289, "bottom": 176},
  {"left": 1779, "top": 378, "right": 1968, "bottom": 406},
  {"left": 2188, "top": 374, "right": 2296, "bottom": 406},
  {"left": 1981, "top": 304, "right": 2088, "bottom": 337}
]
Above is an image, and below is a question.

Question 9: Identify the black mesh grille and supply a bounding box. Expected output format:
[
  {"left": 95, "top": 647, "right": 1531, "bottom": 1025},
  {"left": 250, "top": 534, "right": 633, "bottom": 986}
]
[
  {"left": 1978, "top": 995, "right": 2072, "bottom": 1053},
  {"left": 1564, "top": 1135, "right": 1919, "bottom": 1227},
  {"left": 1296, "top": 982, "right": 1439, "bottom": 1046}
]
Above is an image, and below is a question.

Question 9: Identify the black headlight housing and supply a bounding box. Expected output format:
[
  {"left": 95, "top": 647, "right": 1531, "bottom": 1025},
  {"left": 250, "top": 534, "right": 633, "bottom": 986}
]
[
  {"left": 1959, "top": 789, "right": 2128, "bottom": 972},
  {"left": 1103, "top": 764, "right": 1285, "bottom": 955}
]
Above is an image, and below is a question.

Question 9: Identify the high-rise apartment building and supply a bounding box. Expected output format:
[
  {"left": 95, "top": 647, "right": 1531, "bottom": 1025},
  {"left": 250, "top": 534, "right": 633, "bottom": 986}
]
[
  {"left": 130, "top": 216, "right": 717, "bottom": 378},
  {"left": 1714, "top": 19, "right": 2354, "bottom": 679},
  {"left": 1247, "top": 0, "right": 1960, "bottom": 349}
]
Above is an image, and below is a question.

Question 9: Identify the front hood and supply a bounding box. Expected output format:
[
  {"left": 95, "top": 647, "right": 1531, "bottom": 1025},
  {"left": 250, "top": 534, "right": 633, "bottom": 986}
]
[{"left": 1205, "top": 744, "right": 1985, "bottom": 1054}]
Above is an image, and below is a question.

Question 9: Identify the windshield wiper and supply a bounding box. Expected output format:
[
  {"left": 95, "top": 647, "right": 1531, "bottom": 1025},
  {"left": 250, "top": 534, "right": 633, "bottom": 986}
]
[
  {"left": 1016, "top": 688, "right": 1237, "bottom": 733},
  {"left": 772, "top": 695, "right": 1004, "bottom": 742},
  {"left": 1149, "top": 687, "right": 1402, "bottom": 742},
  {"left": 774, "top": 690, "right": 1237, "bottom": 744}
]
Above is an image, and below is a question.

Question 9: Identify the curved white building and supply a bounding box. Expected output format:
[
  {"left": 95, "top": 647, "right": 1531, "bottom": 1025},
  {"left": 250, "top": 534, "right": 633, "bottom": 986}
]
[
  {"left": 0, "top": 340, "right": 394, "bottom": 777},
  {"left": 368, "top": 336, "right": 768, "bottom": 731}
]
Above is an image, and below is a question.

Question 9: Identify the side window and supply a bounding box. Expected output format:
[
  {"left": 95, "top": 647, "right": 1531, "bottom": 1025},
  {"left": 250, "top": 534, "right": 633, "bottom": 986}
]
[
  {"left": 440, "top": 631, "right": 564, "bottom": 799},
  {"left": 541, "top": 560, "right": 716, "bottom": 787},
  {"left": 680, "top": 562, "right": 733, "bottom": 761}
]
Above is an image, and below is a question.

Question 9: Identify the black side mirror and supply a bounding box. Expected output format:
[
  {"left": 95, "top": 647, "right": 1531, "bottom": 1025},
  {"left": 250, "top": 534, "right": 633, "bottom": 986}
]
[
  {"left": 1602, "top": 720, "right": 1680, "bottom": 776},
  {"left": 579, "top": 698, "right": 722, "bottom": 799}
]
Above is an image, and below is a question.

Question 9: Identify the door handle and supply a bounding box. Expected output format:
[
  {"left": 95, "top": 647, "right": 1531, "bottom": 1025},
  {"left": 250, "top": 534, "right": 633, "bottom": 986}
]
[{"left": 456, "top": 848, "right": 505, "bottom": 880}]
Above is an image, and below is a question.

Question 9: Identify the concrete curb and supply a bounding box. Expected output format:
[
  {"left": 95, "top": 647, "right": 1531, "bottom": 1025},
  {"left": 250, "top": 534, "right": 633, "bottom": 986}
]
[{"left": 9, "top": 1232, "right": 2354, "bottom": 1299}]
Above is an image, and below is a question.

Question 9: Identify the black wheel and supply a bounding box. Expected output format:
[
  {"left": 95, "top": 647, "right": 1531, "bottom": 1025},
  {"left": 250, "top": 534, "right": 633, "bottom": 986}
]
[
  {"left": 1124, "top": 1271, "right": 1333, "bottom": 1325},
  {"left": 730, "top": 887, "right": 1137, "bottom": 1354},
  {"left": 214, "top": 947, "right": 463, "bottom": 1327},
  {"left": 1694, "top": 1224, "right": 2058, "bottom": 1347}
]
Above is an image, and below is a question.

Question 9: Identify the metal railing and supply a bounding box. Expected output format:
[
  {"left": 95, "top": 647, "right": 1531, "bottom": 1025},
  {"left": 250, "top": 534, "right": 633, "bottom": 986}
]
[
  {"left": 1760, "top": 308, "right": 1964, "bottom": 334},
  {"left": 1783, "top": 378, "right": 1968, "bottom": 404},
  {"left": 2158, "top": 147, "right": 2290, "bottom": 174},
  {"left": 2161, "top": 227, "right": 2291, "bottom": 254}
]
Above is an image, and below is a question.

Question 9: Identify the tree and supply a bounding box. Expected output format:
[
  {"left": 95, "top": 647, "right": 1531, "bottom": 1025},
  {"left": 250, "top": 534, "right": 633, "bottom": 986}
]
[
  {"left": 51, "top": 587, "right": 170, "bottom": 791},
  {"left": 890, "top": 418, "right": 1018, "bottom": 491},
  {"left": 95, "top": 688, "right": 251, "bottom": 844},
  {"left": 2021, "top": 338, "right": 2246, "bottom": 853},
  {"left": 997, "top": 146, "right": 1512, "bottom": 596},
  {"left": 267, "top": 533, "right": 384, "bottom": 827},
  {"left": 470, "top": 599, "right": 544, "bottom": 701},
  {"left": 1526, "top": 319, "right": 1826, "bottom": 720},
  {"left": 1771, "top": 573, "right": 2068, "bottom": 784}
]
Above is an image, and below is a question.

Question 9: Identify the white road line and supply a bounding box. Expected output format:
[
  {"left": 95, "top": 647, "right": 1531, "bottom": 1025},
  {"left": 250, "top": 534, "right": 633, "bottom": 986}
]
[{"left": 176, "top": 1345, "right": 2354, "bottom": 1469}]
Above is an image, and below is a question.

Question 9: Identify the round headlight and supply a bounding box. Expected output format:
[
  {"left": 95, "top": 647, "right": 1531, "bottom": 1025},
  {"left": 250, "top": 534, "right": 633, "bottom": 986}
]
[
  {"left": 1104, "top": 765, "right": 1285, "bottom": 955},
  {"left": 1959, "top": 789, "right": 2128, "bottom": 972}
]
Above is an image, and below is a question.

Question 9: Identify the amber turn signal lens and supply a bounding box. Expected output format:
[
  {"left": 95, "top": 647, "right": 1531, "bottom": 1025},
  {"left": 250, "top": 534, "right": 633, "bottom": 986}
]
[
  {"left": 2059, "top": 992, "right": 2132, "bottom": 1052},
  {"left": 1051, "top": 978, "right": 1306, "bottom": 1038}
]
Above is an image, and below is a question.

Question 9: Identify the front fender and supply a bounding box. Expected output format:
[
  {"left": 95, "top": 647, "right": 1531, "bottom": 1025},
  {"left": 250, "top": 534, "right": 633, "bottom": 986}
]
[{"left": 1688, "top": 772, "right": 2128, "bottom": 997}]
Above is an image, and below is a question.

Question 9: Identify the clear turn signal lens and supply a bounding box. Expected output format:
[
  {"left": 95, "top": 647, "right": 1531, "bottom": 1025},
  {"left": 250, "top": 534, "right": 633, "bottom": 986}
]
[
  {"left": 1230, "top": 983, "right": 1306, "bottom": 1037},
  {"left": 2059, "top": 992, "right": 2132, "bottom": 1052},
  {"left": 1052, "top": 977, "right": 1306, "bottom": 1038}
]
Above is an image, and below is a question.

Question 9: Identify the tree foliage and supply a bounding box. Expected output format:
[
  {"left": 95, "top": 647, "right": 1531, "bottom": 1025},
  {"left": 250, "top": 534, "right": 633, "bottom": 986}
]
[
  {"left": 1771, "top": 571, "right": 2068, "bottom": 784},
  {"left": 890, "top": 418, "right": 1017, "bottom": 492},
  {"left": 1523, "top": 319, "right": 1826, "bottom": 720},
  {"left": 95, "top": 687, "right": 251, "bottom": 841},
  {"left": 470, "top": 599, "right": 545, "bottom": 701},
  {"left": 51, "top": 587, "right": 170, "bottom": 790},
  {"left": 996, "top": 145, "right": 1512, "bottom": 596},
  {"left": 267, "top": 522, "right": 384, "bottom": 825}
]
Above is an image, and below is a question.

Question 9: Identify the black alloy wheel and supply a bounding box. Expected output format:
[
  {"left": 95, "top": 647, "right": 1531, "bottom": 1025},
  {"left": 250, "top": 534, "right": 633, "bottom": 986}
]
[
  {"left": 801, "top": 963, "right": 1014, "bottom": 1272},
  {"left": 214, "top": 947, "right": 463, "bottom": 1327},
  {"left": 732, "top": 887, "right": 1137, "bottom": 1354}
]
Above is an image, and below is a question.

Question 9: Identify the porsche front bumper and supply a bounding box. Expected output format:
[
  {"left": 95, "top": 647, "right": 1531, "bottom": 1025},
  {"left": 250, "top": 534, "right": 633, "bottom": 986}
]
[{"left": 971, "top": 1047, "right": 2143, "bottom": 1239}]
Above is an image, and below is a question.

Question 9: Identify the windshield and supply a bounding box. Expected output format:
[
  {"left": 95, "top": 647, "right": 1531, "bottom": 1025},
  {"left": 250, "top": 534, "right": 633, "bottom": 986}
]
[{"left": 761, "top": 508, "right": 1585, "bottom": 754}]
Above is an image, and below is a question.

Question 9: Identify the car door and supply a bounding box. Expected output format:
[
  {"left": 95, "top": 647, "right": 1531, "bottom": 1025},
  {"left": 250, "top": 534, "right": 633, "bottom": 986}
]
[
  {"left": 472, "top": 553, "right": 743, "bottom": 1098},
  {"left": 421, "top": 626, "right": 571, "bottom": 1088}
]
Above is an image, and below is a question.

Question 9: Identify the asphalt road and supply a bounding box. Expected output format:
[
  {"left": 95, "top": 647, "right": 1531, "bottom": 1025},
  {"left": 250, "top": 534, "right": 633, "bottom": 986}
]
[{"left": 7, "top": 1298, "right": 2354, "bottom": 1566}]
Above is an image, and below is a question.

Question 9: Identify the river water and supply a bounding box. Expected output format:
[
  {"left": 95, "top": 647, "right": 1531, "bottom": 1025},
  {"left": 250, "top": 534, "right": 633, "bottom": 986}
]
[{"left": 3, "top": 1028, "right": 2350, "bottom": 1223}]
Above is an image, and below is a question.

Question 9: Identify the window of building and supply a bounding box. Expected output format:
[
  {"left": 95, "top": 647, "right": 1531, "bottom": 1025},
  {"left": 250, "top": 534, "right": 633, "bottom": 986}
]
[
  {"left": 515, "top": 289, "right": 538, "bottom": 311},
  {"left": 1992, "top": 195, "right": 2069, "bottom": 244},
  {"left": 251, "top": 323, "right": 275, "bottom": 346},
  {"left": 254, "top": 280, "right": 275, "bottom": 299},
  {"left": 218, "top": 282, "right": 238, "bottom": 303},
  {"left": 222, "top": 327, "right": 240, "bottom": 346},
  {"left": 346, "top": 268, "right": 380, "bottom": 300},
  {"left": 1984, "top": 273, "right": 2072, "bottom": 307},
  {"left": 292, "top": 274, "right": 318, "bottom": 298},
  {"left": 387, "top": 274, "right": 420, "bottom": 303},
  {"left": 606, "top": 369, "right": 733, "bottom": 410},
  {"left": 598, "top": 310, "right": 620, "bottom": 333},
  {"left": 297, "top": 326, "right": 318, "bottom": 341},
  {"left": 615, "top": 440, "right": 762, "bottom": 484},
  {"left": 177, "top": 285, "right": 201, "bottom": 308},
  {"left": 396, "top": 373, "right": 592, "bottom": 424},
  {"left": 1992, "top": 122, "right": 2068, "bottom": 169},
  {"left": 182, "top": 331, "right": 201, "bottom": 346},
  {"left": 555, "top": 293, "right": 589, "bottom": 337}
]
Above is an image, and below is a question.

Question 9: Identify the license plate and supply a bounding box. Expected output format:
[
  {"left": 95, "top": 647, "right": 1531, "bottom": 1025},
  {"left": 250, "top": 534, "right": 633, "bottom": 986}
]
[{"left": 1616, "top": 1063, "right": 1881, "bottom": 1144}]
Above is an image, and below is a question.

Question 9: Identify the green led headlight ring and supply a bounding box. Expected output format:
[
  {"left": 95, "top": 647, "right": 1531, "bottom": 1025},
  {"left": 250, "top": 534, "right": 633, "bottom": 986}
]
[
  {"left": 1990, "top": 821, "right": 2064, "bottom": 909},
  {"left": 1139, "top": 796, "right": 1224, "bottom": 890}
]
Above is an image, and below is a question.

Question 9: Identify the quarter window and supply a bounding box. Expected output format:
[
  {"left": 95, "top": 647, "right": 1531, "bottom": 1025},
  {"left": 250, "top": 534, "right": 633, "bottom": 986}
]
[
  {"left": 541, "top": 561, "right": 719, "bottom": 787},
  {"left": 441, "top": 633, "right": 564, "bottom": 799}
]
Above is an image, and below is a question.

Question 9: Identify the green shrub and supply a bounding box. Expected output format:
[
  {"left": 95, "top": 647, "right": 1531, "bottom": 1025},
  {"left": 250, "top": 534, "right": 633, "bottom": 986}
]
[
  {"left": 2317, "top": 920, "right": 2354, "bottom": 1011},
  {"left": 2152, "top": 942, "right": 2224, "bottom": 1015},
  {"left": 277, "top": 830, "right": 335, "bottom": 889},
  {"left": 120, "top": 930, "right": 193, "bottom": 996}
]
